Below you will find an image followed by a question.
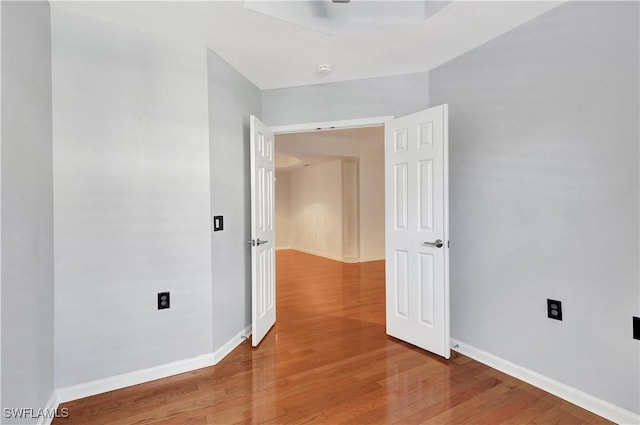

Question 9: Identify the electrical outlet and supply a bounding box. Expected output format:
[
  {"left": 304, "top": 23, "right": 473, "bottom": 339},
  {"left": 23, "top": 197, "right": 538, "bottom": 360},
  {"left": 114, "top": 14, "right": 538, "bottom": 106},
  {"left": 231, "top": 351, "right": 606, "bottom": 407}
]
[
  {"left": 634, "top": 317, "right": 639, "bottom": 340},
  {"left": 547, "top": 299, "right": 562, "bottom": 321},
  {"left": 158, "top": 292, "right": 170, "bottom": 310}
]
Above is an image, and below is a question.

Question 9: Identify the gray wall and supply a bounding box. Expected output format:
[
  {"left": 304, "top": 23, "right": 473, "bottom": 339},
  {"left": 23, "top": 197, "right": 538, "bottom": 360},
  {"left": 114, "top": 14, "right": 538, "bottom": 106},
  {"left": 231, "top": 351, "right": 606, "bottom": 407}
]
[
  {"left": 430, "top": 1, "right": 639, "bottom": 413},
  {"left": 263, "top": 1, "right": 639, "bottom": 415},
  {"left": 1, "top": 1, "right": 55, "bottom": 421},
  {"left": 52, "top": 9, "right": 213, "bottom": 387},
  {"left": 262, "top": 71, "right": 430, "bottom": 126},
  {"left": 207, "top": 50, "right": 261, "bottom": 352}
]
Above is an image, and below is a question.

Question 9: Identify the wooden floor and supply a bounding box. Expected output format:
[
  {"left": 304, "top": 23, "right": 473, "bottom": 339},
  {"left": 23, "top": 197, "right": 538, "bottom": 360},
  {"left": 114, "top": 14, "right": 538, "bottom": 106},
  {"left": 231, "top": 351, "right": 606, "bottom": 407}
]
[{"left": 54, "top": 250, "right": 612, "bottom": 425}]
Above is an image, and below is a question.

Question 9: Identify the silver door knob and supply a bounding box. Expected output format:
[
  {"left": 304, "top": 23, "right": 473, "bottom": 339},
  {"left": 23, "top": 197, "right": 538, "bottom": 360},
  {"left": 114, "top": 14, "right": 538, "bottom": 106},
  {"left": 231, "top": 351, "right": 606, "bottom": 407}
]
[
  {"left": 256, "top": 238, "right": 269, "bottom": 246},
  {"left": 423, "top": 239, "right": 443, "bottom": 248}
]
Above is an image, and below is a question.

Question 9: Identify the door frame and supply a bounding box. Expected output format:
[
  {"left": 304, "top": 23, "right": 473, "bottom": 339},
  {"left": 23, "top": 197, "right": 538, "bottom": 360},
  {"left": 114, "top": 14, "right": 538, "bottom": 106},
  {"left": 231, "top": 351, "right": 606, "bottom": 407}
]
[
  {"left": 270, "top": 116, "right": 393, "bottom": 135},
  {"left": 270, "top": 113, "right": 450, "bottom": 357},
  {"left": 272, "top": 115, "right": 392, "bottom": 263}
]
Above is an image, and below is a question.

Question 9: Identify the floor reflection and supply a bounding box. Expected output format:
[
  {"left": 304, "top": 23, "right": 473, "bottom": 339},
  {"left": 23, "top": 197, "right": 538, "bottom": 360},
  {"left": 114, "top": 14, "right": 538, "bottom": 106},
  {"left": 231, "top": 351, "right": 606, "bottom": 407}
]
[{"left": 53, "top": 250, "right": 614, "bottom": 425}]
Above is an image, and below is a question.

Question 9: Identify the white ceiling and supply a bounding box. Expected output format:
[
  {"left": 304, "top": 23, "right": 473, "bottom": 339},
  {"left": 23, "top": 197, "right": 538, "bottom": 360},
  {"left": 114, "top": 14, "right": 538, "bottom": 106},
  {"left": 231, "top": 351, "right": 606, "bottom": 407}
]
[
  {"left": 50, "top": 1, "right": 563, "bottom": 90},
  {"left": 275, "top": 151, "right": 341, "bottom": 170},
  {"left": 275, "top": 125, "right": 384, "bottom": 170}
]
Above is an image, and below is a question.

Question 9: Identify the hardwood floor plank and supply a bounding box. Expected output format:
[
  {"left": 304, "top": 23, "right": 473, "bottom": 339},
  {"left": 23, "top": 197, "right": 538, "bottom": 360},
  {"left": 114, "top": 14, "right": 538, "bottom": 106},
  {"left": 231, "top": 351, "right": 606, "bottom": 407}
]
[{"left": 53, "top": 250, "right": 613, "bottom": 425}]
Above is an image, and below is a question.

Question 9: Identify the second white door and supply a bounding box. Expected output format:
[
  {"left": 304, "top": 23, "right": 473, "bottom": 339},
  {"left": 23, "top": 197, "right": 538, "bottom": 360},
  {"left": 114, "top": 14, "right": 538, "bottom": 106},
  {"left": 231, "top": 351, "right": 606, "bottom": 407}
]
[
  {"left": 250, "top": 115, "right": 276, "bottom": 347},
  {"left": 384, "top": 105, "right": 450, "bottom": 359}
]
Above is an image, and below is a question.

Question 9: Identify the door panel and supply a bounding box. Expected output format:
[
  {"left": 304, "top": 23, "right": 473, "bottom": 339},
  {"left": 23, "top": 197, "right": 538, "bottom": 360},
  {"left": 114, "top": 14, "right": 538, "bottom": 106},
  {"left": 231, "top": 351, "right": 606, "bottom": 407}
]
[
  {"left": 418, "top": 159, "right": 434, "bottom": 232},
  {"left": 385, "top": 105, "right": 449, "bottom": 359},
  {"left": 394, "top": 249, "right": 409, "bottom": 318},
  {"left": 250, "top": 116, "right": 276, "bottom": 347},
  {"left": 394, "top": 163, "right": 408, "bottom": 230},
  {"left": 419, "top": 252, "right": 435, "bottom": 326}
]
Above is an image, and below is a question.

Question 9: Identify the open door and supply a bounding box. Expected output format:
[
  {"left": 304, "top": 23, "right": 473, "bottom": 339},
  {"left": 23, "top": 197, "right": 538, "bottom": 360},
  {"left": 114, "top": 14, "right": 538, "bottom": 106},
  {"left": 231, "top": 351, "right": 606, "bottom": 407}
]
[
  {"left": 384, "top": 104, "right": 450, "bottom": 358},
  {"left": 250, "top": 115, "right": 276, "bottom": 347}
]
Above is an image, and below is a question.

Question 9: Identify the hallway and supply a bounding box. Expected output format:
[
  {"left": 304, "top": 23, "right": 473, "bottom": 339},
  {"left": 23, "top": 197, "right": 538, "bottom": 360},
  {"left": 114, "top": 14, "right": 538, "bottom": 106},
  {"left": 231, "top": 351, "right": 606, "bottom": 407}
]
[{"left": 55, "top": 250, "right": 611, "bottom": 424}]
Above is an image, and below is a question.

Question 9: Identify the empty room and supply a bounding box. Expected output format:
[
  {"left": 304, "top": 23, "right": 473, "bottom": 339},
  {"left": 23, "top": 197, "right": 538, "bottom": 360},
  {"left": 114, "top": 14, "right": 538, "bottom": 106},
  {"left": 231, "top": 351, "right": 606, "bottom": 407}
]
[{"left": 1, "top": 1, "right": 638, "bottom": 424}]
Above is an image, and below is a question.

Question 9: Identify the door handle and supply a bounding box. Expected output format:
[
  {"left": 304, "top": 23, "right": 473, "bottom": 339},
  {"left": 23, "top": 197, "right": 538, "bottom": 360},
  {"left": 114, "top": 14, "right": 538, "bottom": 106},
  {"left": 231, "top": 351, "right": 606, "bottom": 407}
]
[
  {"left": 423, "top": 239, "right": 443, "bottom": 248},
  {"left": 248, "top": 239, "right": 269, "bottom": 246}
]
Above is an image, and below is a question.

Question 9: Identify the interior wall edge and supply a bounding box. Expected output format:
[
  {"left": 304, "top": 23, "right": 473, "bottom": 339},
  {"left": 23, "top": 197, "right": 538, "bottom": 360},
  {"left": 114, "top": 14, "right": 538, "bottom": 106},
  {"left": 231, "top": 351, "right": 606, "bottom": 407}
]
[{"left": 34, "top": 392, "right": 58, "bottom": 425}]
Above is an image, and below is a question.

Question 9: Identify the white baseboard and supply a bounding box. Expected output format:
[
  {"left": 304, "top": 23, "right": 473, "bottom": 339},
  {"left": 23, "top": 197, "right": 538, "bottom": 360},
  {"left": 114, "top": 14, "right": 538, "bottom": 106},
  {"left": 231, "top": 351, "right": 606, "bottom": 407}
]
[
  {"left": 342, "top": 256, "right": 360, "bottom": 264},
  {"left": 213, "top": 324, "right": 252, "bottom": 363},
  {"left": 451, "top": 339, "right": 640, "bottom": 425},
  {"left": 276, "top": 246, "right": 291, "bottom": 251},
  {"left": 57, "top": 325, "right": 252, "bottom": 404},
  {"left": 35, "top": 391, "right": 59, "bottom": 425},
  {"left": 288, "top": 247, "right": 384, "bottom": 264},
  {"left": 292, "top": 247, "right": 345, "bottom": 263},
  {"left": 56, "top": 353, "right": 216, "bottom": 403},
  {"left": 359, "top": 257, "right": 385, "bottom": 263},
  {"left": 290, "top": 247, "right": 360, "bottom": 263}
]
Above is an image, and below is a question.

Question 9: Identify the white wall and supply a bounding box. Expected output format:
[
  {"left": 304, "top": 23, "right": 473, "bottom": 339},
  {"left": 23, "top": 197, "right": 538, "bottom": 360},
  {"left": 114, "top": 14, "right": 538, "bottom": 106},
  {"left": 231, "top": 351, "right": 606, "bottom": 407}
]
[
  {"left": 52, "top": 9, "right": 213, "bottom": 388},
  {"left": 275, "top": 170, "right": 292, "bottom": 249},
  {"left": 207, "top": 49, "right": 261, "bottom": 352},
  {"left": 356, "top": 137, "right": 384, "bottom": 262},
  {"left": 290, "top": 160, "right": 343, "bottom": 261},
  {"left": 276, "top": 129, "right": 385, "bottom": 261},
  {"left": 1, "top": 1, "right": 55, "bottom": 420},
  {"left": 341, "top": 158, "right": 360, "bottom": 262}
]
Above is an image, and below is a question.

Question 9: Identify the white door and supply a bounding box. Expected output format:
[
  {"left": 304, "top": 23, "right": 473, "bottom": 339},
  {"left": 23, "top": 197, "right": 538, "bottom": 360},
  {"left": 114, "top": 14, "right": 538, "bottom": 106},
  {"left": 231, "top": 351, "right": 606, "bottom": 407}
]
[
  {"left": 250, "top": 115, "right": 276, "bottom": 347},
  {"left": 384, "top": 104, "right": 450, "bottom": 358}
]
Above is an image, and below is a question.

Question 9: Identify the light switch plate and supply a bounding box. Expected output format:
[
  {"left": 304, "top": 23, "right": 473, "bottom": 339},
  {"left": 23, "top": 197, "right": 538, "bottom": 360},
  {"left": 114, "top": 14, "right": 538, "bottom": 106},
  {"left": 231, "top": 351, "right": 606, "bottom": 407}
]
[{"left": 213, "top": 216, "right": 223, "bottom": 232}]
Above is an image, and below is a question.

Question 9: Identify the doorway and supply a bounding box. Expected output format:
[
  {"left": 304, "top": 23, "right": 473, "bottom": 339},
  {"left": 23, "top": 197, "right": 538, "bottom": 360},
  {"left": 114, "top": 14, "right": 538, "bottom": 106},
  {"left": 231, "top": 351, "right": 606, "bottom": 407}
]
[
  {"left": 273, "top": 125, "right": 386, "bottom": 263},
  {"left": 250, "top": 107, "right": 449, "bottom": 357}
]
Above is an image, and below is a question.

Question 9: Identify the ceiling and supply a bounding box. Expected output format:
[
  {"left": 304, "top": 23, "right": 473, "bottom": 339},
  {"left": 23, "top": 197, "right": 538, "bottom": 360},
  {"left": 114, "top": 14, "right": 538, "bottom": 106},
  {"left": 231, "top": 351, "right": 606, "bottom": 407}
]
[
  {"left": 50, "top": 1, "right": 563, "bottom": 90},
  {"left": 275, "top": 151, "right": 341, "bottom": 171},
  {"left": 275, "top": 125, "right": 384, "bottom": 170}
]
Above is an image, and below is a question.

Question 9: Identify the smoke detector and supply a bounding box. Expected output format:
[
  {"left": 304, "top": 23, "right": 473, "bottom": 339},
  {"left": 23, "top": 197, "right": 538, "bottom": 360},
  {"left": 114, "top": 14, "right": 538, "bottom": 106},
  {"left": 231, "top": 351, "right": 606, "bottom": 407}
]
[{"left": 317, "top": 64, "right": 333, "bottom": 75}]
